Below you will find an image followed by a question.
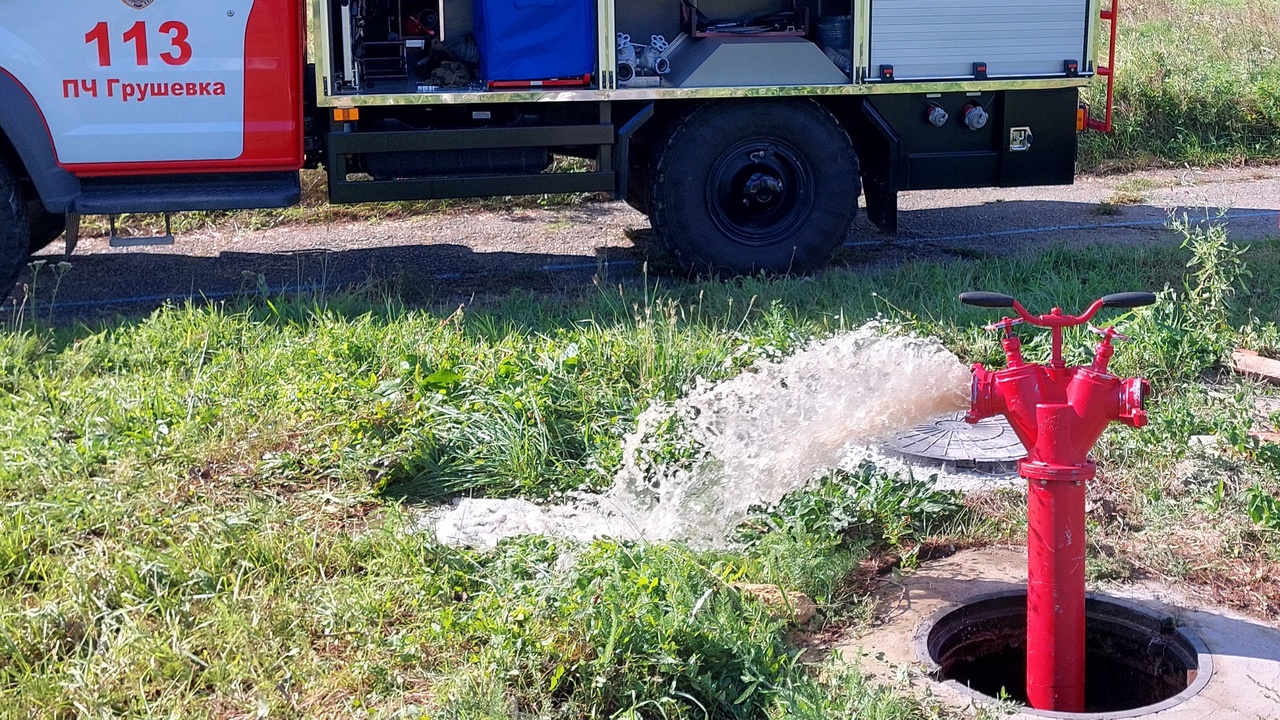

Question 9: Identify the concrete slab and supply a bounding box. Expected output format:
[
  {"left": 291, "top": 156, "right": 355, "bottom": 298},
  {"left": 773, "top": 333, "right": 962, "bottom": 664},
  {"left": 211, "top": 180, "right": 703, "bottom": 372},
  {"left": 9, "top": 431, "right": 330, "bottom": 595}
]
[{"left": 836, "top": 546, "right": 1280, "bottom": 719}]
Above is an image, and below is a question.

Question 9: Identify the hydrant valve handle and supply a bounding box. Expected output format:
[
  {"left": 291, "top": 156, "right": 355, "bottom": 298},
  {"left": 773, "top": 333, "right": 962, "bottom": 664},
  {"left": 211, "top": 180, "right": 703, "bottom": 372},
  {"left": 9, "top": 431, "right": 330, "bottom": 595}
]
[
  {"left": 959, "top": 291, "right": 1016, "bottom": 308},
  {"left": 962, "top": 292, "right": 1153, "bottom": 329},
  {"left": 984, "top": 318, "right": 1024, "bottom": 332},
  {"left": 1100, "top": 291, "right": 1158, "bottom": 308},
  {"left": 1088, "top": 324, "right": 1131, "bottom": 342}
]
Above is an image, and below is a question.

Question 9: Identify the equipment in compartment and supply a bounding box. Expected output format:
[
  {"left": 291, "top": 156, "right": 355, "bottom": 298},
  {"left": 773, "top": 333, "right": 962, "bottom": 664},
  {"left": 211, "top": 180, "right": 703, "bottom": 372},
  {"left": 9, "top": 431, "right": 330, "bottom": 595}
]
[
  {"left": 617, "top": 0, "right": 851, "bottom": 88},
  {"left": 487, "top": 74, "right": 592, "bottom": 89},
  {"left": 341, "top": 0, "right": 449, "bottom": 90},
  {"left": 474, "top": 0, "right": 596, "bottom": 83},
  {"left": 617, "top": 33, "right": 674, "bottom": 88},
  {"left": 617, "top": 34, "right": 638, "bottom": 83},
  {"left": 404, "top": 5, "right": 441, "bottom": 39},
  {"left": 815, "top": 15, "right": 851, "bottom": 76},
  {"left": 680, "top": 0, "right": 808, "bottom": 38},
  {"left": 351, "top": 0, "right": 409, "bottom": 81},
  {"left": 413, "top": 33, "right": 483, "bottom": 90},
  {"left": 663, "top": 36, "right": 847, "bottom": 88}
]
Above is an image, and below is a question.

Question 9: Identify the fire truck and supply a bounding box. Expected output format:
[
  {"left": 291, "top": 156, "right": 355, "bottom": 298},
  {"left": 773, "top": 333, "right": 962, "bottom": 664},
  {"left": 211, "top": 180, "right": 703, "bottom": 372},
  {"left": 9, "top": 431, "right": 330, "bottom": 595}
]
[{"left": 0, "top": 0, "right": 1118, "bottom": 296}]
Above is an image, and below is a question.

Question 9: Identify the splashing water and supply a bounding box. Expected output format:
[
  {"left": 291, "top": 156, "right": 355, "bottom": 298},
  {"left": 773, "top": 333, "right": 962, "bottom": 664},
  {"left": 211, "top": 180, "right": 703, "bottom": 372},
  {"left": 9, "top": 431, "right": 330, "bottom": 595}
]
[{"left": 430, "top": 324, "right": 972, "bottom": 548}]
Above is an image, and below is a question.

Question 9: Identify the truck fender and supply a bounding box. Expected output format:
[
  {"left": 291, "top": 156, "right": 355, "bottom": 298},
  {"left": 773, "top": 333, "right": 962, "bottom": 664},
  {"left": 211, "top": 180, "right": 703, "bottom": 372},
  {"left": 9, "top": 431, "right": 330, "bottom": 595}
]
[
  {"left": 0, "top": 69, "right": 79, "bottom": 214},
  {"left": 615, "top": 103, "right": 655, "bottom": 203}
]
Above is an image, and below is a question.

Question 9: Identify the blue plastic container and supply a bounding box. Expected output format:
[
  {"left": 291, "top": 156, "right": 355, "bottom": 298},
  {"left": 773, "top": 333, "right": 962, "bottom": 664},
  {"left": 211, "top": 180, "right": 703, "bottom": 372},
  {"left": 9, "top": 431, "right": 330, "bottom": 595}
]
[{"left": 474, "top": 0, "right": 596, "bottom": 82}]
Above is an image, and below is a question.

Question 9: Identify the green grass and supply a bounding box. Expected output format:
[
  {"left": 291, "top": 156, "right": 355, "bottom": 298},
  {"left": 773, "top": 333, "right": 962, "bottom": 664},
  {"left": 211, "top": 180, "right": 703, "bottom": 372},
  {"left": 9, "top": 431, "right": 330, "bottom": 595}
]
[
  {"left": 3, "top": 227, "right": 1280, "bottom": 717},
  {"left": 1081, "top": 0, "right": 1280, "bottom": 170}
]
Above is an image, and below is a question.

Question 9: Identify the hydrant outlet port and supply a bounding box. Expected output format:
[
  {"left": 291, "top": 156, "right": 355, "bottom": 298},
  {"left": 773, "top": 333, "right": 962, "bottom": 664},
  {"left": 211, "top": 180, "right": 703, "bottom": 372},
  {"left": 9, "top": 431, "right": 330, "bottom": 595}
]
[
  {"left": 919, "top": 592, "right": 1211, "bottom": 717},
  {"left": 1119, "top": 377, "right": 1150, "bottom": 427}
]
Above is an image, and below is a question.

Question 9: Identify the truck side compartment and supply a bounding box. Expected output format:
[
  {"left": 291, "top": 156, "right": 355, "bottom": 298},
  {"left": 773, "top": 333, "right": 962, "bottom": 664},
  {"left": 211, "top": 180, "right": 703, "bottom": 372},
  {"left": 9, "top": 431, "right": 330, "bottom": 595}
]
[
  {"left": 317, "top": 86, "right": 1078, "bottom": 217},
  {"left": 859, "top": 89, "right": 1078, "bottom": 192}
]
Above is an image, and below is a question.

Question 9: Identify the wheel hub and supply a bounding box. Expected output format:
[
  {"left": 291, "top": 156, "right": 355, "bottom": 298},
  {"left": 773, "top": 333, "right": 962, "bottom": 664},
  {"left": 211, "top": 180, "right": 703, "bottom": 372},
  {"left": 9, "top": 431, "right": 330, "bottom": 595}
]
[
  {"left": 706, "top": 139, "right": 814, "bottom": 246},
  {"left": 742, "top": 172, "right": 784, "bottom": 206}
]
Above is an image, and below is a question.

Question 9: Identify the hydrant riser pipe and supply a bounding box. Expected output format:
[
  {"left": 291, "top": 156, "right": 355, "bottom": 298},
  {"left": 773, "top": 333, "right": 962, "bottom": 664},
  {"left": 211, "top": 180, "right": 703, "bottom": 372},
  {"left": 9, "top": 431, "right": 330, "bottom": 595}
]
[{"left": 1027, "top": 478, "right": 1087, "bottom": 713}]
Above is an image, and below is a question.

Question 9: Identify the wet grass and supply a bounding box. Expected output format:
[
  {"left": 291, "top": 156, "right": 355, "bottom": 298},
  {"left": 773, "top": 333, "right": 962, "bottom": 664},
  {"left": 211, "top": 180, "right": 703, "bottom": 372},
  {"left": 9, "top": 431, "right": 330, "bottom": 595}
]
[{"left": 3, "top": 227, "right": 1279, "bottom": 717}]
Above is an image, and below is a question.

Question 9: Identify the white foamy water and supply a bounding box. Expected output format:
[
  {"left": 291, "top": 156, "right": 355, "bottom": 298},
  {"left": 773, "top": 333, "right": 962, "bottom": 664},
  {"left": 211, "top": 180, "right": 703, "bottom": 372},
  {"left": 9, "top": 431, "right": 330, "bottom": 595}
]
[{"left": 428, "top": 324, "right": 973, "bottom": 549}]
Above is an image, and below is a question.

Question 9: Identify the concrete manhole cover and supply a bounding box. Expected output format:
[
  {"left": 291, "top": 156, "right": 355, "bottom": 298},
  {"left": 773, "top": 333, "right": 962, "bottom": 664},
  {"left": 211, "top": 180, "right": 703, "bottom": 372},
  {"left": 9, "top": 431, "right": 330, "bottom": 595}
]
[{"left": 885, "top": 411, "right": 1026, "bottom": 471}]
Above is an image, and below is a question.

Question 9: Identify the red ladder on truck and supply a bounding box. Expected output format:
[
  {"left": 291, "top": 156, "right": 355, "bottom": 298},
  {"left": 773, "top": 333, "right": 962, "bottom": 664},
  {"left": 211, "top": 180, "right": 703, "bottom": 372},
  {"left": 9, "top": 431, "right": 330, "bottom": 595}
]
[{"left": 1087, "top": 0, "right": 1119, "bottom": 132}]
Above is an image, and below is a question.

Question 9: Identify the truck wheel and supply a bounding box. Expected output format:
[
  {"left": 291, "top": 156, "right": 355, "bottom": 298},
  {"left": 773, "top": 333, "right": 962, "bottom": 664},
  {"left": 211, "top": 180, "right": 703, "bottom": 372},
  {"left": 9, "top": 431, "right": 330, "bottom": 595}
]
[
  {"left": 650, "top": 100, "right": 860, "bottom": 275},
  {"left": 0, "top": 159, "right": 32, "bottom": 297}
]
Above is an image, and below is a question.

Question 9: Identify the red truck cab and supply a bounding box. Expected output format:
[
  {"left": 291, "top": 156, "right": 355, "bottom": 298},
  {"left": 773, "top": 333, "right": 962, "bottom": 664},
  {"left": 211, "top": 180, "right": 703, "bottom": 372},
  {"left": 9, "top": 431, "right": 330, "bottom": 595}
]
[{"left": 0, "top": 0, "right": 306, "bottom": 290}]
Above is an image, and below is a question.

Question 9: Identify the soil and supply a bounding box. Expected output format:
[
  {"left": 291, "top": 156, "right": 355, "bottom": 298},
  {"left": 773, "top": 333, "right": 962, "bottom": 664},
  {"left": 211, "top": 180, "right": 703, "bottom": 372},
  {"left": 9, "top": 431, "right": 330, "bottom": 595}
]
[
  {"left": 7, "top": 165, "right": 1280, "bottom": 320},
  {"left": 731, "top": 583, "right": 819, "bottom": 625}
]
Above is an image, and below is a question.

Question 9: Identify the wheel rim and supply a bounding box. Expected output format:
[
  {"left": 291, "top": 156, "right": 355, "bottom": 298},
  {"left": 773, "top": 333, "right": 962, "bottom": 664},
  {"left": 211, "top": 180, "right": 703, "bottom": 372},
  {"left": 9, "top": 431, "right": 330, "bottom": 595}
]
[{"left": 705, "top": 138, "right": 815, "bottom": 246}]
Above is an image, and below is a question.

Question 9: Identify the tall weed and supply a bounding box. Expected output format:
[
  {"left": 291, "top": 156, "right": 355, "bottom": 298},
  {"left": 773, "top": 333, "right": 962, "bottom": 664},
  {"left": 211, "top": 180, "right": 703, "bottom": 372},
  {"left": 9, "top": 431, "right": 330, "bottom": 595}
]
[
  {"left": 739, "top": 463, "right": 965, "bottom": 552},
  {"left": 1118, "top": 216, "right": 1252, "bottom": 383}
]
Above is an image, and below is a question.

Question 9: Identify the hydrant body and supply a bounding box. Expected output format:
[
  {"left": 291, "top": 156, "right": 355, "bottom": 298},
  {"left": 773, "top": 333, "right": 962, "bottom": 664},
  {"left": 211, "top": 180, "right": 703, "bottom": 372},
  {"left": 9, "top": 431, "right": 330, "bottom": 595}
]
[{"left": 960, "top": 292, "right": 1154, "bottom": 712}]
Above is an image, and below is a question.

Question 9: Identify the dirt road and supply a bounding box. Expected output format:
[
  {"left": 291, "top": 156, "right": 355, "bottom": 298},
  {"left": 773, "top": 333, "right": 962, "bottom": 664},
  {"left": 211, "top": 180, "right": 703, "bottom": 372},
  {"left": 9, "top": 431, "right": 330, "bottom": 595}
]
[{"left": 10, "top": 165, "right": 1280, "bottom": 317}]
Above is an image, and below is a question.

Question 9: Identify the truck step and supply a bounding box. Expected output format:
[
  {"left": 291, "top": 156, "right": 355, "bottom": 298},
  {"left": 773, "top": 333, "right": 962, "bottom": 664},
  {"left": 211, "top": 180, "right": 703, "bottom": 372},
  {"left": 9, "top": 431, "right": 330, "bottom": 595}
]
[
  {"left": 75, "top": 172, "right": 301, "bottom": 215},
  {"left": 108, "top": 213, "right": 174, "bottom": 248}
]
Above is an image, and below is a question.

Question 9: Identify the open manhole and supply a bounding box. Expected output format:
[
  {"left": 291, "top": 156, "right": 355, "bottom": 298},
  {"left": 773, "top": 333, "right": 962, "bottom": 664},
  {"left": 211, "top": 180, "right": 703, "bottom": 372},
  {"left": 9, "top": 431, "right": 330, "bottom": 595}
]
[
  {"left": 917, "top": 591, "right": 1212, "bottom": 717},
  {"left": 886, "top": 412, "right": 1025, "bottom": 472}
]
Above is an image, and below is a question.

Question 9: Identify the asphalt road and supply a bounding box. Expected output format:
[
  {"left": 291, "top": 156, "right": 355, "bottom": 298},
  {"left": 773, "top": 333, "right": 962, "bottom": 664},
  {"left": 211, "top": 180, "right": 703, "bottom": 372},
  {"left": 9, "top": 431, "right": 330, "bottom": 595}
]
[{"left": 9, "top": 165, "right": 1280, "bottom": 318}]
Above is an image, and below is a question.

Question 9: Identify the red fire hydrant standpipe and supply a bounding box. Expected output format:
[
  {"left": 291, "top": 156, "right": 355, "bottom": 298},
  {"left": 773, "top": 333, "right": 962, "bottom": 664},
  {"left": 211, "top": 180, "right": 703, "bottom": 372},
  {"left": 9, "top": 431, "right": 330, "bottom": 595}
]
[{"left": 960, "top": 291, "right": 1157, "bottom": 713}]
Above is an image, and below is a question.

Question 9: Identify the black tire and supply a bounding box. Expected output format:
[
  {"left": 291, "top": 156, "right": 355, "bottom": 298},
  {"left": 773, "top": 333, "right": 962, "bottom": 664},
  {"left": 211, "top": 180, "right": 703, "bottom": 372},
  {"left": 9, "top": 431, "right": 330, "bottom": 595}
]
[
  {"left": 649, "top": 99, "right": 860, "bottom": 275},
  {"left": 0, "top": 158, "right": 33, "bottom": 297}
]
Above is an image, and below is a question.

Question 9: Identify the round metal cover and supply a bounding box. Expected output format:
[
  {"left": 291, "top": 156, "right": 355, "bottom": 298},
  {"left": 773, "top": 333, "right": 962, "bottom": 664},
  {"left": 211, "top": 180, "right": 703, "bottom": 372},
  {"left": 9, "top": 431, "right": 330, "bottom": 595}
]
[{"left": 886, "top": 412, "right": 1025, "bottom": 471}]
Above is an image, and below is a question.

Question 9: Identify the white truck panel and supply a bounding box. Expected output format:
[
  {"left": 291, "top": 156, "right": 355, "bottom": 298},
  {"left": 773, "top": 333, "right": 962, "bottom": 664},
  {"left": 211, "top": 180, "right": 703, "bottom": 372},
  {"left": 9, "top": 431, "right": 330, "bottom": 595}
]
[
  {"left": 870, "top": 0, "right": 1089, "bottom": 80},
  {"left": 0, "top": 0, "right": 254, "bottom": 165}
]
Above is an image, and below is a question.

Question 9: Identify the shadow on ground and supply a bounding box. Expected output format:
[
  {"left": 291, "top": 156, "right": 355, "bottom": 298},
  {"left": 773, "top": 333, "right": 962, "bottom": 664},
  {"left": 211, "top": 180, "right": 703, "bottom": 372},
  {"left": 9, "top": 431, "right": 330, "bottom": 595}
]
[{"left": 6, "top": 200, "right": 1276, "bottom": 321}]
